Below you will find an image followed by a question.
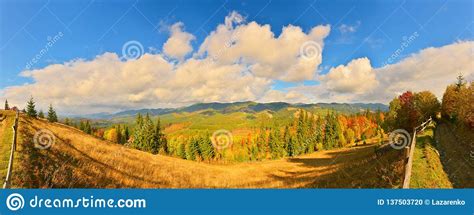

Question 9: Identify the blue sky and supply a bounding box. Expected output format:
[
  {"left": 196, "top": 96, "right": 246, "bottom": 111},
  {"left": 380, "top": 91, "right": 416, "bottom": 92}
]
[{"left": 0, "top": 0, "right": 473, "bottom": 113}]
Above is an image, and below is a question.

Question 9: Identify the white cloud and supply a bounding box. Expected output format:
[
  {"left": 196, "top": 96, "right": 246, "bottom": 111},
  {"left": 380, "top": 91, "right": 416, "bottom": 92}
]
[
  {"left": 162, "top": 22, "right": 195, "bottom": 60},
  {"left": 1, "top": 53, "right": 271, "bottom": 114},
  {"left": 258, "top": 90, "right": 311, "bottom": 104},
  {"left": 338, "top": 21, "right": 360, "bottom": 34},
  {"left": 364, "top": 40, "right": 474, "bottom": 102},
  {"left": 197, "top": 18, "right": 330, "bottom": 82},
  {"left": 281, "top": 41, "right": 474, "bottom": 103},
  {"left": 320, "top": 57, "right": 377, "bottom": 94}
]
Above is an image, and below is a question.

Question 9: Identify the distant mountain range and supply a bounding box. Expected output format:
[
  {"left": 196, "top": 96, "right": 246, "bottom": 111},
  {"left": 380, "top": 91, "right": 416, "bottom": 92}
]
[{"left": 74, "top": 101, "right": 388, "bottom": 119}]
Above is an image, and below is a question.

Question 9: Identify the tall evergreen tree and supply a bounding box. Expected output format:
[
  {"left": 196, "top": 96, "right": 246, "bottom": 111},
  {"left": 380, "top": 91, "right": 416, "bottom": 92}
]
[
  {"left": 177, "top": 142, "right": 186, "bottom": 159},
  {"left": 4, "top": 100, "right": 9, "bottom": 110},
  {"left": 124, "top": 126, "right": 130, "bottom": 144},
  {"left": 199, "top": 134, "right": 215, "bottom": 161},
  {"left": 153, "top": 118, "right": 167, "bottom": 154},
  {"left": 47, "top": 104, "right": 58, "bottom": 122},
  {"left": 132, "top": 113, "right": 145, "bottom": 149},
  {"left": 268, "top": 128, "right": 285, "bottom": 159},
  {"left": 26, "top": 97, "right": 37, "bottom": 117},
  {"left": 116, "top": 125, "right": 123, "bottom": 144},
  {"left": 283, "top": 125, "right": 291, "bottom": 154}
]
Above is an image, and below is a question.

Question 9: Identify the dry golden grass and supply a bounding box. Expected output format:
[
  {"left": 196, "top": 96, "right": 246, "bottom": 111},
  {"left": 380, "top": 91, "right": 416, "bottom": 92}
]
[
  {"left": 0, "top": 110, "right": 15, "bottom": 182},
  {"left": 410, "top": 125, "right": 453, "bottom": 188},
  {"left": 9, "top": 114, "right": 404, "bottom": 188}
]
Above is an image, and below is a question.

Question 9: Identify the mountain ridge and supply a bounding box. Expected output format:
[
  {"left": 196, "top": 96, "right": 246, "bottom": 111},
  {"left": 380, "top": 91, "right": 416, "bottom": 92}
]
[{"left": 73, "top": 101, "right": 388, "bottom": 119}]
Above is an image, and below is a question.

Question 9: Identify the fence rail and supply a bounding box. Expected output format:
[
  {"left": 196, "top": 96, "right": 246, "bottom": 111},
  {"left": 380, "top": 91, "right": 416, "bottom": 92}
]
[
  {"left": 3, "top": 110, "right": 19, "bottom": 188},
  {"left": 402, "top": 117, "right": 432, "bottom": 189}
]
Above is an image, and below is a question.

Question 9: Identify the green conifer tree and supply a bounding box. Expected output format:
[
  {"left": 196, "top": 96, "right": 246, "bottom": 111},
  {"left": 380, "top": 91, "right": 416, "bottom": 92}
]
[
  {"left": 26, "top": 96, "right": 37, "bottom": 117},
  {"left": 38, "top": 110, "right": 45, "bottom": 118},
  {"left": 47, "top": 104, "right": 58, "bottom": 122}
]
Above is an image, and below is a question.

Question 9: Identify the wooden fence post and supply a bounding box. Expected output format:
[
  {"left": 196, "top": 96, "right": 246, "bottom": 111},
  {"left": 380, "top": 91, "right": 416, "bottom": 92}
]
[{"left": 3, "top": 110, "right": 19, "bottom": 188}]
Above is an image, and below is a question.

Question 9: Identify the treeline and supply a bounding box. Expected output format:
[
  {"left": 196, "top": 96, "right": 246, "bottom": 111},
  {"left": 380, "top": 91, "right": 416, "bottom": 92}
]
[
  {"left": 385, "top": 90, "right": 440, "bottom": 131},
  {"left": 6, "top": 97, "right": 59, "bottom": 123},
  {"left": 166, "top": 110, "right": 384, "bottom": 162},
  {"left": 441, "top": 74, "right": 473, "bottom": 128},
  {"left": 130, "top": 113, "right": 168, "bottom": 154},
  {"left": 385, "top": 74, "right": 473, "bottom": 131}
]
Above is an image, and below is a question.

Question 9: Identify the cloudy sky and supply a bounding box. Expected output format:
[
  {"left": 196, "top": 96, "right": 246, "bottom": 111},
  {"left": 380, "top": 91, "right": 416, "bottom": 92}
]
[{"left": 0, "top": 0, "right": 473, "bottom": 114}]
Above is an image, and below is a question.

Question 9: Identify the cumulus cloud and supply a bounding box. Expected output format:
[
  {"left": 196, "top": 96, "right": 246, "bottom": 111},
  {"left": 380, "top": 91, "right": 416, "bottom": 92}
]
[
  {"left": 364, "top": 40, "right": 474, "bottom": 102},
  {"left": 2, "top": 53, "right": 271, "bottom": 114},
  {"left": 162, "top": 22, "right": 195, "bottom": 60},
  {"left": 275, "top": 41, "right": 473, "bottom": 104},
  {"left": 197, "top": 18, "right": 330, "bottom": 82},
  {"left": 1, "top": 10, "right": 472, "bottom": 114},
  {"left": 295, "top": 41, "right": 473, "bottom": 103},
  {"left": 1, "top": 11, "right": 334, "bottom": 114},
  {"left": 320, "top": 57, "right": 377, "bottom": 94},
  {"left": 258, "top": 90, "right": 311, "bottom": 104}
]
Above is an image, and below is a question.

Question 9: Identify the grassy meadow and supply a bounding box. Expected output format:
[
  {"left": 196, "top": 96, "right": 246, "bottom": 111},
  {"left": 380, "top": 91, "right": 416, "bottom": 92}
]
[
  {"left": 0, "top": 110, "right": 15, "bottom": 184},
  {"left": 6, "top": 111, "right": 405, "bottom": 188},
  {"left": 410, "top": 124, "right": 452, "bottom": 188}
]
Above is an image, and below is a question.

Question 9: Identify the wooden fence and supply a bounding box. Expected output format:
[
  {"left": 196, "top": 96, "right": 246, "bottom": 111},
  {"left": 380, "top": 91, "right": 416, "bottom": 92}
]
[
  {"left": 402, "top": 117, "right": 432, "bottom": 189},
  {"left": 3, "top": 110, "right": 19, "bottom": 188}
]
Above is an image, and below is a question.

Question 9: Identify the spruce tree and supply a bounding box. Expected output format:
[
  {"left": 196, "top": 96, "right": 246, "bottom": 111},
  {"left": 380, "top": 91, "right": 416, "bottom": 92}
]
[
  {"left": 38, "top": 110, "right": 45, "bottom": 118},
  {"left": 4, "top": 100, "right": 9, "bottom": 110},
  {"left": 84, "top": 121, "right": 92, "bottom": 134},
  {"left": 153, "top": 118, "right": 166, "bottom": 154},
  {"left": 199, "top": 135, "right": 214, "bottom": 161},
  {"left": 80, "top": 121, "right": 85, "bottom": 131},
  {"left": 47, "top": 104, "right": 58, "bottom": 122},
  {"left": 116, "top": 125, "right": 122, "bottom": 144},
  {"left": 132, "top": 113, "right": 144, "bottom": 150},
  {"left": 283, "top": 126, "right": 291, "bottom": 154},
  {"left": 142, "top": 113, "right": 156, "bottom": 153},
  {"left": 124, "top": 126, "right": 130, "bottom": 144},
  {"left": 185, "top": 139, "right": 196, "bottom": 160},
  {"left": 177, "top": 143, "right": 186, "bottom": 159},
  {"left": 26, "top": 97, "right": 37, "bottom": 117}
]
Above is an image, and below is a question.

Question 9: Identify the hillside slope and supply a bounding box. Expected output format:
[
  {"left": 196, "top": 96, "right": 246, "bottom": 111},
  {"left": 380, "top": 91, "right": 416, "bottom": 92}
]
[
  {"left": 77, "top": 101, "right": 388, "bottom": 119},
  {"left": 435, "top": 123, "right": 474, "bottom": 188},
  {"left": 0, "top": 111, "right": 15, "bottom": 182},
  {"left": 410, "top": 125, "right": 452, "bottom": 188},
  {"left": 8, "top": 113, "right": 403, "bottom": 188}
]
